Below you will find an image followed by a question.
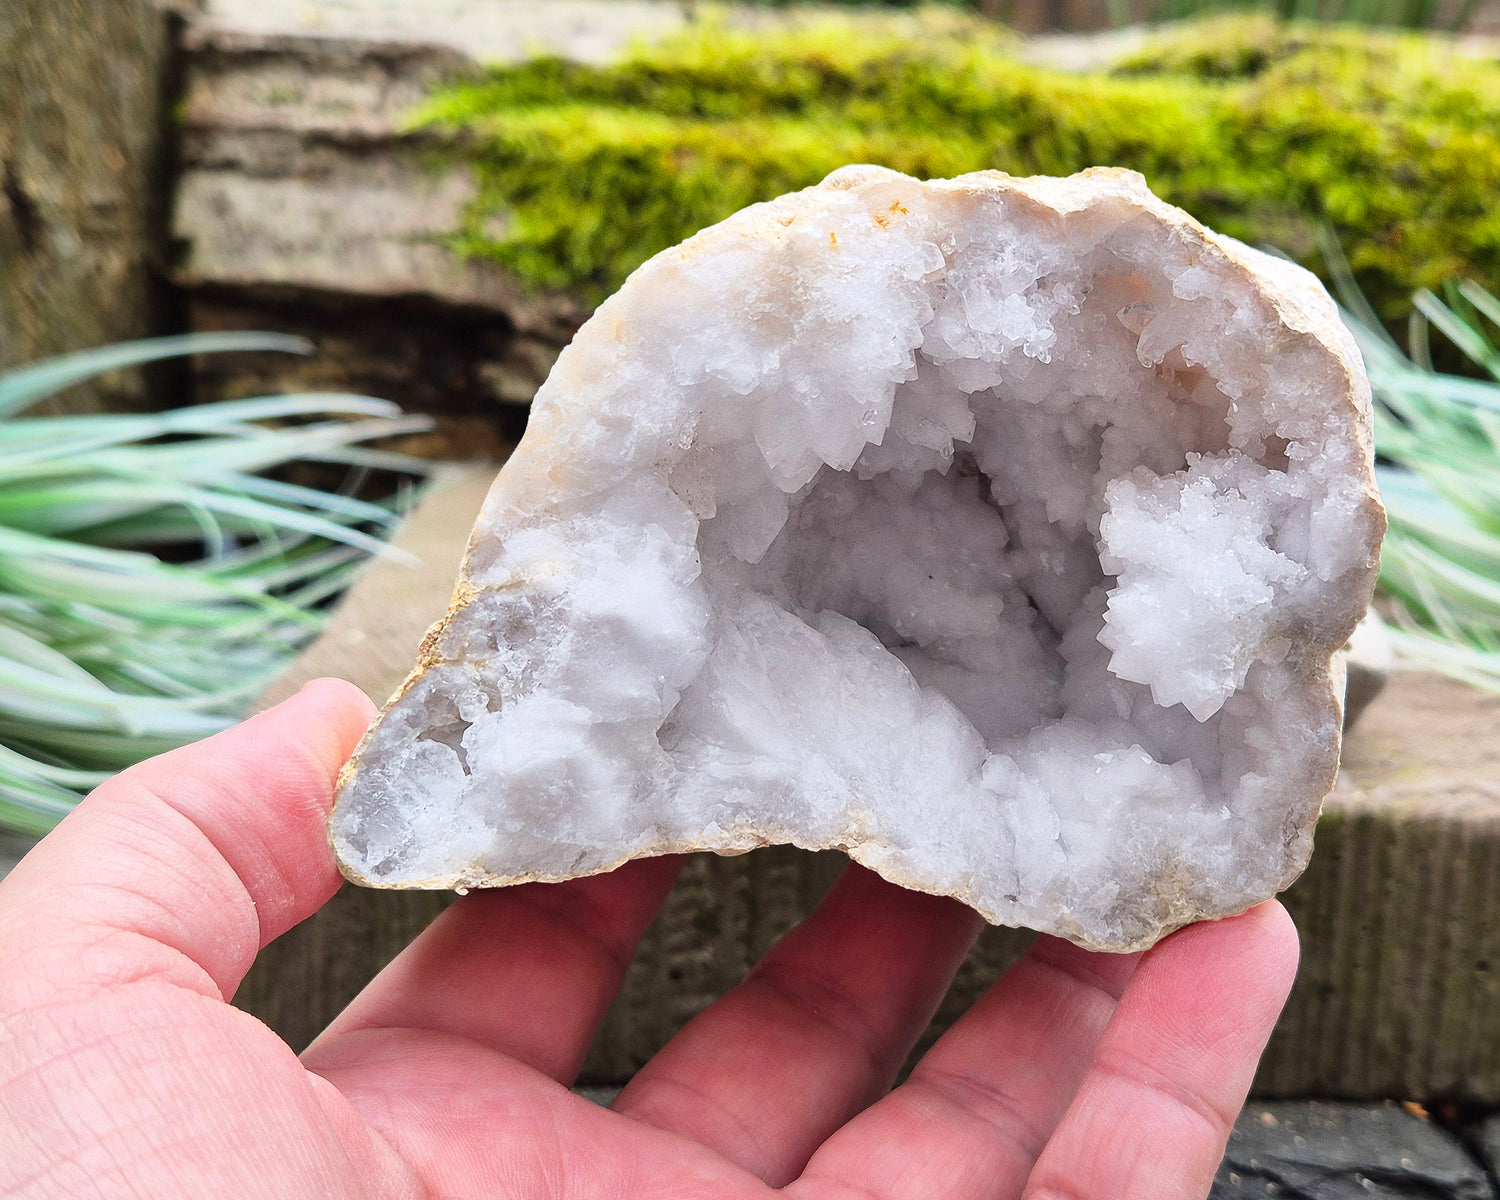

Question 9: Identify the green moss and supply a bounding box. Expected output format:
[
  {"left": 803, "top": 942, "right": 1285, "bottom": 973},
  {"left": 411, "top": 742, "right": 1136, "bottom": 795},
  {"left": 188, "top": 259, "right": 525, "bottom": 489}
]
[
  {"left": 415, "top": 11, "right": 1500, "bottom": 313},
  {"left": 1113, "top": 13, "right": 1419, "bottom": 77}
]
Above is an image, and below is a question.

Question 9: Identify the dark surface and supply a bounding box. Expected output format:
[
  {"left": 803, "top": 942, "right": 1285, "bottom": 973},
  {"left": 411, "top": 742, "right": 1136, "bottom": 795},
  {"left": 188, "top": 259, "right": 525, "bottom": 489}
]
[
  {"left": 1472, "top": 1112, "right": 1500, "bottom": 1186},
  {"left": 1212, "top": 1101, "right": 1496, "bottom": 1200}
]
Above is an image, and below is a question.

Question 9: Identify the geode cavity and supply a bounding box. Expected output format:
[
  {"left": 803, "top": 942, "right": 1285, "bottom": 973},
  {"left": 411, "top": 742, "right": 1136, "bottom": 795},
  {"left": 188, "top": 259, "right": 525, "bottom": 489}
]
[{"left": 330, "top": 166, "right": 1383, "bottom": 951}]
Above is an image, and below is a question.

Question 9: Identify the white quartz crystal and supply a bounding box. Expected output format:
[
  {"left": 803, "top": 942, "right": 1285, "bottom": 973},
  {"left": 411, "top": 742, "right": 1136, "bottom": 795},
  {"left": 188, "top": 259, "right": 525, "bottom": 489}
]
[{"left": 331, "top": 166, "right": 1383, "bottom": 951}]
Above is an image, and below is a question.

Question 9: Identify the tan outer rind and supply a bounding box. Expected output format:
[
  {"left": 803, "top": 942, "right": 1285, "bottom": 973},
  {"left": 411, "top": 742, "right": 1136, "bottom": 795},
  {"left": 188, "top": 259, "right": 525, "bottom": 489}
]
[{"left": 330, "top": 166, "right": 1385, "bottom": 952}]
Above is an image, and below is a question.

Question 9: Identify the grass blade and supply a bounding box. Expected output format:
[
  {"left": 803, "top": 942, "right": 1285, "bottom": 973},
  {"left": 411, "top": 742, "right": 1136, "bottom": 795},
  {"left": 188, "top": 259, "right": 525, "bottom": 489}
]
[
  {"left": 0, "top": 334, "right": 313, "bottom": 419},
  {"left": 0, "top": 337, "right": 428, "bottom": 833}
]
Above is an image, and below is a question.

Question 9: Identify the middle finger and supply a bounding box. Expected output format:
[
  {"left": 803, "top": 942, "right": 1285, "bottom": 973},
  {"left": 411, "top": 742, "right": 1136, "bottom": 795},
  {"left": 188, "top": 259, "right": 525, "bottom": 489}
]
[{"left": 611, "top": 862, "right": 983, "bottom": 1187}]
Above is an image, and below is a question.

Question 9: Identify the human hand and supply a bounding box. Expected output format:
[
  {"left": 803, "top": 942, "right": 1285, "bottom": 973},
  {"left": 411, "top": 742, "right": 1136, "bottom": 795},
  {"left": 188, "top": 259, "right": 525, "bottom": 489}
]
[{"left": 0, "top": 678, "right": 1297, "bottom": 1199}]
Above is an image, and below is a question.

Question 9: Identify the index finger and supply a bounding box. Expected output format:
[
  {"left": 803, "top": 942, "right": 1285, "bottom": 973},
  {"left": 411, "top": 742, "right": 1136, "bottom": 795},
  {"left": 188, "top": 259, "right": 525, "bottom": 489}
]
[{"left": 302, "top": 854, "right": 684, "bottom": 1085}]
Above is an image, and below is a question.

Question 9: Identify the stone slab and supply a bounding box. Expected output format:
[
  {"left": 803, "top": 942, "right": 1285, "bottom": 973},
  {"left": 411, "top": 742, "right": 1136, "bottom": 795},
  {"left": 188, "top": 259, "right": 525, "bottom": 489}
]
[
  {"left": 253, "top": 462, "right": 499, "bottom": 713},
  {"left": 1212, "top": 1101, "right": 1496, "bottom": 1199},
  {"left": 238, "top": 462, "right": 1500, "bottom": 1099},
  {"left": 189, "top": 0, "right": 687, "bottom": 66},
  {"left": 1474, "top": 1111, "right": 1500, "bottom": 1182},
  {"left": 171, "top": 0, "right": 631, "bottom": 435}
]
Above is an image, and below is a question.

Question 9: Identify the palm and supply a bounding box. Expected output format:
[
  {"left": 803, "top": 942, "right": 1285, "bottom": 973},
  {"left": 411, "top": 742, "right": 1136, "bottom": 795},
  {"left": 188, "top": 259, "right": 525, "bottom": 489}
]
[{"left": 0, "top": 681, "right": 1296, "bottom": 1200}]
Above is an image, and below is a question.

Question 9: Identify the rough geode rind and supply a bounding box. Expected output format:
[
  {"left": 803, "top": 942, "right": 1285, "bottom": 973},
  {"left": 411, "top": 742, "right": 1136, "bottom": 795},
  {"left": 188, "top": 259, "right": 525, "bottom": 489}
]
[{"left": 331, "top": 166, "right": 1383, "bottom": 951}]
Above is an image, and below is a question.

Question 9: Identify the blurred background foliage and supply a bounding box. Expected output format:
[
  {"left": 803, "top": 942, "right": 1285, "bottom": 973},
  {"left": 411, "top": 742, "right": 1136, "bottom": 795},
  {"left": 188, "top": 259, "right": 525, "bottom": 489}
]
[
  {"left": 1338, "top": 272, "right": 1500, "bottom": 693},
  {"left": 714, "top": 0, "right": 1482, "bottom": 29}
]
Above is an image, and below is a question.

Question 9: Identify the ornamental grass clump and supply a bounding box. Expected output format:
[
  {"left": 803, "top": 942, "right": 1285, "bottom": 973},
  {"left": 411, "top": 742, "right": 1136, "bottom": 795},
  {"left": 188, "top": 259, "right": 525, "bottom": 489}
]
[
  {"left": 1333, "top": 256, "right": 1500, "bottom": 689},
  {"left": 0, "top": 333, "right": 429, "bottom": 835}
]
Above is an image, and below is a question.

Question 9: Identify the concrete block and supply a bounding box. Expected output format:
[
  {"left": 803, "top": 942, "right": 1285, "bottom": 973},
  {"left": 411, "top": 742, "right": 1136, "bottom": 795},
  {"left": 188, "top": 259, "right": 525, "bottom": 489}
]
[{"left": 1255, "top": 671, "right": 1500, "bottom": 1100}]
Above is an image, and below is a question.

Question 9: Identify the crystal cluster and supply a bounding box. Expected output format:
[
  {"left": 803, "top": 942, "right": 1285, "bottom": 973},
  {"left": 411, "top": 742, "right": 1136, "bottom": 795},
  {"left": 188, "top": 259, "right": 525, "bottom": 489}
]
[{"left": 331, "top": 166, "right": 1383, "bottom": 950}]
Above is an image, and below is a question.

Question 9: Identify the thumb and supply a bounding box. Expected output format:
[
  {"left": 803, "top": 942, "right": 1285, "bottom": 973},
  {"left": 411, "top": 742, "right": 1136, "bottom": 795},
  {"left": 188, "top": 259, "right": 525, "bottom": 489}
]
[{"left": 0, "top": 678, "right": 374, "bottom": 1004}]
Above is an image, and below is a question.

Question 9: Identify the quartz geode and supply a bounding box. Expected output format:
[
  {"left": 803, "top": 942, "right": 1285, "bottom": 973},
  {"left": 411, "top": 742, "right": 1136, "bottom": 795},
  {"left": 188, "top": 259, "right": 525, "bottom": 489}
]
[{"left": 331, "top": 166, "right": 1383, "bottom": 951}]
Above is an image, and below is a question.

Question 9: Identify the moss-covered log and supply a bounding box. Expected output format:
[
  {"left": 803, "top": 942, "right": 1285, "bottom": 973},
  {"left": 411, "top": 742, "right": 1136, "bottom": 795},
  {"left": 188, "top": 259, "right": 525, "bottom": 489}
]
[{"left": 419, "top": 13, "right": 1500, "bottom": 318}]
